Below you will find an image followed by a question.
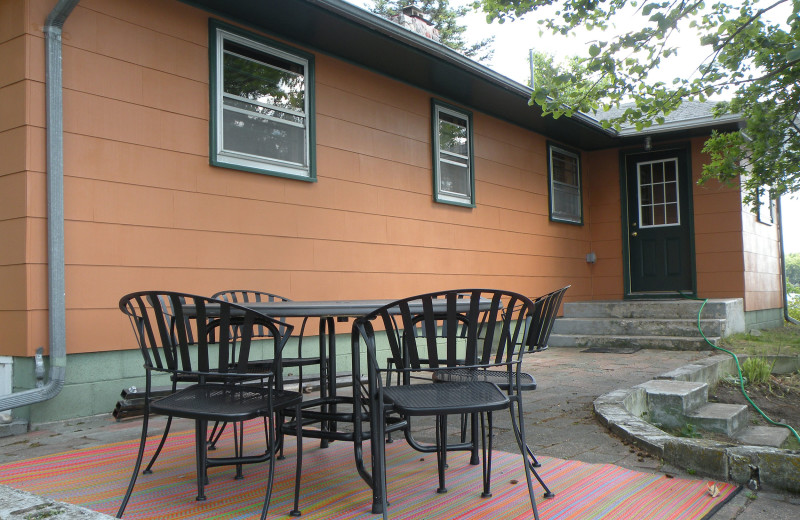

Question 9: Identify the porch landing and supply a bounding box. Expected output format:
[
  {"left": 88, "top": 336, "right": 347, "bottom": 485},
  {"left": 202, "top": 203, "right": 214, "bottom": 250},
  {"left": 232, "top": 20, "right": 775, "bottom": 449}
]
[{"left": 549, "top": 298, "right": 745, "bottom": 350}]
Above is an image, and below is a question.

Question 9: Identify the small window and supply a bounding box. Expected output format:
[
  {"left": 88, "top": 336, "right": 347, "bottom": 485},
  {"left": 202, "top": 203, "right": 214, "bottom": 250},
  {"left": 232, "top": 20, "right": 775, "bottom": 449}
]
[
  {"left": 547, "top": 143, "right": 582, "bottom": 224},
  {"left": 210, "top": 21, "right": 315, "bottom": 180},
  {"left": 756, "top": 186, "right": 774, "bottom": 225},
  {"left": 432, "top": 100, "right": 474, "bottom": 206}
]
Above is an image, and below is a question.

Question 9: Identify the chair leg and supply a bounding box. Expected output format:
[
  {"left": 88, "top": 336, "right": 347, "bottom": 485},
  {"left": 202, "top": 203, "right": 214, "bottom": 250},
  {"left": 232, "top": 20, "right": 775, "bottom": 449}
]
[
  {"left": 194, "top": 419, "right": 208, "bottom": 501},
  {"left": 511, "top": 401, "right": 541, "bottom": 520},
  {"left": 480, "top": 412, "right": 492, "bottom": 498},
  {"left": 234, "top": 421, "right": 244, "bottom": 480},
  {"left": 289, "top": 403, "right": 303, "bottom": 517},
  {"left": 509, "top": 399, "right": 554, "bottom": 498},
  {"left": 470, "top": 412, "right": 480, "bottom": 465},
  {"left": 116, "top": 405, "right": 150, "bottom": 517},
  {"left": 259, "top": 412, "right": 277, "bottom": 520},
  {"left": 435, "top": 415, "right": 447, "bottom": 494},
  {"left": 142, "top": 414, "right": 173, "bottom": 474},
  {"left": 207, "top": 421, "right": 226, "bottom": 451}
]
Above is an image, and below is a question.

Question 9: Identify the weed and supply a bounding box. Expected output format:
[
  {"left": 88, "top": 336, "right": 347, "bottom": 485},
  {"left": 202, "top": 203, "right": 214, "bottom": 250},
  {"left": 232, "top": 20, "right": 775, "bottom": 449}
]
[
  {"left": 745, "top": 491, "right": 757, "bottom": 500},
  {"left": 687, "top": 468, "right": 696, "bottom": 475},
  {"left": 678, "top": 423, "right": 702, "bottom": 438},
  {"left": 741, "top": 356, "right": 774, "bottom": 386}
]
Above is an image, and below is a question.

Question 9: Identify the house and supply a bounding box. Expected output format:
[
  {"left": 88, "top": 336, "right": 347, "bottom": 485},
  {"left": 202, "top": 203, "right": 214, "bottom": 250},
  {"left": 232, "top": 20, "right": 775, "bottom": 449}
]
[{"left": 0, "top": 0, "right": 786, "bottom": 427}]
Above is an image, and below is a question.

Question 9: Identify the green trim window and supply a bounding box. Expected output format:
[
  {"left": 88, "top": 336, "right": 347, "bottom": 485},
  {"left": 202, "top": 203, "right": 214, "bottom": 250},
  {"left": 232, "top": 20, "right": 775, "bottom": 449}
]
[
  {"left": 432, "top": 100, "right": 474, "bottom": 206},
  {"left": 547, "top": 143, "right": 582, "bottom": 224},
  {"left": 210, "top": 21, "right": 315, "bottom": 180}
]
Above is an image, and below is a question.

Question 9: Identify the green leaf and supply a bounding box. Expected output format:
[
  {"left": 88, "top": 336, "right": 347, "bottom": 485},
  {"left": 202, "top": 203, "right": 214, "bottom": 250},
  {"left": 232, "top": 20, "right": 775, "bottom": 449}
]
[{"left": 589, "top": 44, "right": 601, "bottom": 57}]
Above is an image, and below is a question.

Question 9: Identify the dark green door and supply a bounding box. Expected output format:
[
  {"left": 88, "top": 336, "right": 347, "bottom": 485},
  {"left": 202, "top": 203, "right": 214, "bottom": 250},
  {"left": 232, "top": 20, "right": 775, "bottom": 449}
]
[{"left": 625, "top": 149, "right": 694, "bottom": 294}]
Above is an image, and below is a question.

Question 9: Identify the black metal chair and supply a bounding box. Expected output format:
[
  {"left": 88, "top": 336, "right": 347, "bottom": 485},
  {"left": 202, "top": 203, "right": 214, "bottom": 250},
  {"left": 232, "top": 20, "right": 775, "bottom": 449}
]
[
  {"left": 116, "top": 291, "right": 303, "bottom": 519},
  {"left": 433, "top": 285, "right": 569, "bottom": 498},
  {"left": 208, "top": 290, "right": 321, "bottom": 450},
  {"left": 351, "top": 289, "right": 541, "bottom": 520}
]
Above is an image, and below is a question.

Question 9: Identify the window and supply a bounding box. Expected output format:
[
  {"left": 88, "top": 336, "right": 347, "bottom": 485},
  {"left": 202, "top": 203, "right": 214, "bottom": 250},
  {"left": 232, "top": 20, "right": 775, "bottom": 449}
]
[
  {"left": 756, "top": 185, "right": 774, "bottom": 224},
  {"left": 210, "top": 21, "right": 315, "bottom": 180},
  {"left": 547, "top": 143, "right": 582, "bottom": 224},
  {"left": 432, "top": 101, "right": 474, "bottom": 206},
  {"left": 637, "top": 158, "right": 680, "bottom": 227}
]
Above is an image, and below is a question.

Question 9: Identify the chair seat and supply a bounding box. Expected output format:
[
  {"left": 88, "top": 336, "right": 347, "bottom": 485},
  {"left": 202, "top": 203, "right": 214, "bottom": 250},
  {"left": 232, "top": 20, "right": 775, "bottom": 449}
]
[
  {"left": 150, "top": 384, "right": 302, "bottom": 422},
  {"left": 432, "top": 368, "right": 537, "bottom": 391},
  {"left": 383, "top": 381, "right": 509, "bottom": 416}
]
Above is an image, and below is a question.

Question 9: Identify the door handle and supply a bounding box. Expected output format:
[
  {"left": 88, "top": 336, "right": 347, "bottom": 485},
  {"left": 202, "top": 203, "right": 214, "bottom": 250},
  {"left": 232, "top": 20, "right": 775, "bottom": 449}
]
[{"left": 631, "top": 231, "right": 638, "bottom": 237}]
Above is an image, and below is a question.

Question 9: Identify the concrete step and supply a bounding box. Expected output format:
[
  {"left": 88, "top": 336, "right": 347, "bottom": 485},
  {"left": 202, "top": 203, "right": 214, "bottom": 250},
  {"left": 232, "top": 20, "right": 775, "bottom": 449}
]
[
  {"left": 638, "top": 379, "right": 709, "bottom": 430},
  {"left": 686, "top": 403, "right": 749, "bottom": 437},
  {"left": 563, "top": 299, "right": 743, "bottom": 322},
  {"left": 548, "top": 333, "right": 719, "bottom": 350},
  {"left": 552, "top": 317, "right": 726, "bottom": 337},
  {"left": 734, "top": 426, "right": 792, "bottom": 448}
]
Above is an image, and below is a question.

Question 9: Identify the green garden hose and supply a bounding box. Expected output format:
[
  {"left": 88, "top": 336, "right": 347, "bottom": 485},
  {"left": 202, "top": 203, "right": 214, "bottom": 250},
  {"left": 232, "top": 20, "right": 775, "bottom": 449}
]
[{"left": 692, "top": 297, "right": 800, "bottom": 444}]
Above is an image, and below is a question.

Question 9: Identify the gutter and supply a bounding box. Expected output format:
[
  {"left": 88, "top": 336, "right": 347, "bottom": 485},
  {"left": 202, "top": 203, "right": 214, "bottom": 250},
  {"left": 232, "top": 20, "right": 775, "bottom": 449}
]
[
  {"left": 777, "top": 197, "right": 800, "bottom": 325},
  {"left": 0, "top": 0, "right": 79, "bottom": 412}
]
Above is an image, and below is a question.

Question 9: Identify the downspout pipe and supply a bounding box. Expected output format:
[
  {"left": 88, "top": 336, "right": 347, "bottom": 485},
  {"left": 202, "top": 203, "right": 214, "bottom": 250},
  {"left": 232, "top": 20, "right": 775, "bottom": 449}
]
[
  {"left": 0, "top": 0, "right": 79, "bottom": 412},
  {"left": 777, "top": 197, "right": 800, "bottom": 325}
]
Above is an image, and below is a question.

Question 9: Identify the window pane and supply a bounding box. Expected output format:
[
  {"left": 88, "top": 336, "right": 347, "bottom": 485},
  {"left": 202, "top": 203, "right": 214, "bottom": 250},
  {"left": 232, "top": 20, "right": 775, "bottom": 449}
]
[
  {"left": 665, "top": 181, "right": 677, "bottom": 203},
  {"left": 666, "top": 203, "right": 678, "bottom": 224},
  {"left": 223, "top": 97, "right": 304, "bottom": 124},
  {"left": 652, "top": 162, "right": 664, "bottom": 183},
  {"left": 439, "top": 117, "right": 468, "bottom": 156},
  {"left": 640, "top": 185, "right": 652, "bottom": 206},
  {"left": 552, "top": 184, "right": 580, "bottom": 220},
  {"left": 552, "top": 151, "right": 578, "bottom": 186},
  {"left": 440, "top": 160, "right": 469, "bottom": 197},
  {"left": 664, "top": 160, "right": 676, "bottom": 182},
  {"left": 639, "top": 165, "right": 651, "bottom": 185},
  {"left": 654, "top": 205, "right": 666, "bottom": 225},
  {"left": 654, "top": 183, "right": 665, "bottom": 204},
  {"left": 224, "top": 42, "right": 305, "bottom": 113},
  {"left": 641, "top": 205, "right": 653, "bottom": 226},
  {"left": 223, "top": 109, "right": 305, "bottom": 165}
]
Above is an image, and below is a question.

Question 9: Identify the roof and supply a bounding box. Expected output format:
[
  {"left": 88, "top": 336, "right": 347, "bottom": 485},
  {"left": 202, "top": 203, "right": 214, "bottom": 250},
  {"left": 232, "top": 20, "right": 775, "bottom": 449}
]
[
  {"left": 185, "top": 0, "right": 742, "bottom": 150},
  {"left": 599, "top": 101, "right": 742, "bottom": 137}
]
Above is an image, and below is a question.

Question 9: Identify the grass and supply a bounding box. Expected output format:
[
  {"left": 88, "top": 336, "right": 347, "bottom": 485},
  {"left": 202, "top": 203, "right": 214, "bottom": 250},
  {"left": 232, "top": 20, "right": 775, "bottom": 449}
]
[
  {"left": 740, "top": 356, "right": 774, "bottom": 385},
  {"left": 717, "top": 323, "right": 800, "bottom": 357}
]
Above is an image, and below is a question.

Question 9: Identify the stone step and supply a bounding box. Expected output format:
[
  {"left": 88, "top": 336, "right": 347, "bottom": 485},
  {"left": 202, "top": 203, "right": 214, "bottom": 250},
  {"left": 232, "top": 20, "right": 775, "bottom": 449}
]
[
  {"left": 548, "top": 333, "right": 719, "bottom": 350},
  {"left": 563, "top": 299, "right": 743, "bottom": 322},
  {"left": 686, "top": 403, "right": 749, "bottom": 437},
  {"left": 734, "top": 425, "right": 792, "bottom": 448},
  {"left": 552, "top": 317, "right": 726, "bottom": 337},
  {"left": 638, "top": 379, "right": 709, "bottom": 430}
]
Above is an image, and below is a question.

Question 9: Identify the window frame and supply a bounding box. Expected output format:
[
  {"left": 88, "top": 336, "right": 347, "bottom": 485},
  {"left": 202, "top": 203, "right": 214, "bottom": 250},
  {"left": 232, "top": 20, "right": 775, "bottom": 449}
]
[
  {"left": 432, "top": 100, "right": 475, "bottom": 207},
  {"left": 209, "top": 20, "right": 316, "bottom": 181},
  {"left": 547, "top": 142, "right": 583, "bottom": 225}
]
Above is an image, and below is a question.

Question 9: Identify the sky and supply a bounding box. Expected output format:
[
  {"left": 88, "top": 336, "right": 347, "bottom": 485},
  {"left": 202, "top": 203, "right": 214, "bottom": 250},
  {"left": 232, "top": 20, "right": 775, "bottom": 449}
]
[{"left": 348, "top": 1, "right": 799, "bottom": 253}]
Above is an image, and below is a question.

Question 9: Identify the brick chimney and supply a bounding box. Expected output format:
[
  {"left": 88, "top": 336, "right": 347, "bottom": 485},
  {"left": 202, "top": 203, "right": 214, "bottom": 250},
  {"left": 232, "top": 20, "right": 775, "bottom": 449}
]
[{"left": 390, "top": 5, "right": 441, "bottom": 42}]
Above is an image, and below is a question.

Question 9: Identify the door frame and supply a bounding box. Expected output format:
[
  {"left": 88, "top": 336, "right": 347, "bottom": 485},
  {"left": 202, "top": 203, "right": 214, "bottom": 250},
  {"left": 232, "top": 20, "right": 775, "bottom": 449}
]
[{"left": 618, "top": 142, "right": 698, "bottom": 299}]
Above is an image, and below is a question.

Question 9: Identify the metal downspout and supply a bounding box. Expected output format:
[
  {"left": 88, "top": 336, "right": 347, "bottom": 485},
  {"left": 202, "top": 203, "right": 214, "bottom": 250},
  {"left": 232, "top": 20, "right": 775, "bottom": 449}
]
[
  {"left": 0, "top": 0, "right": 80, "bottom": 412},
  {"left": 777, "top": 197, "right": 800, "bottom": 325}
]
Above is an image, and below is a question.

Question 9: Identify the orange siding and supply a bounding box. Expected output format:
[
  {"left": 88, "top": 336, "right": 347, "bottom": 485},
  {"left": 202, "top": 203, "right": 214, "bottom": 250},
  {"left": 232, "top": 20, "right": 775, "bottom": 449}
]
[{"left": 4, "top": 0, "right": 594, "bottom": 356}]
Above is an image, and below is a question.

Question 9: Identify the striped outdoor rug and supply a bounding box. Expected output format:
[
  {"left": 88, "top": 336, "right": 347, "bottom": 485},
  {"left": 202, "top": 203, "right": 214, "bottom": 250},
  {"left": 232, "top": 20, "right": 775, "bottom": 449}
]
[{"left": 0, "top": 422, "right": 738, "bottom": 519}]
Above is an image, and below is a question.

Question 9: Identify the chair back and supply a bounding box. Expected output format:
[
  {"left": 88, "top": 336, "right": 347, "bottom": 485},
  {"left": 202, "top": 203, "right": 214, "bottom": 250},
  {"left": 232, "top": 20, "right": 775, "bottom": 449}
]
[
  {"left": 212, "top": 290, "right": 292, "bottom": 339},
  {"left": 526, "top": 285, "right": 570, "bottom": 352},
  {"left": 119, "top": 291, "right": 292, "bottom": 380},
  {"left": 355, "top": 289, "right": 536, "bottom": 384}
]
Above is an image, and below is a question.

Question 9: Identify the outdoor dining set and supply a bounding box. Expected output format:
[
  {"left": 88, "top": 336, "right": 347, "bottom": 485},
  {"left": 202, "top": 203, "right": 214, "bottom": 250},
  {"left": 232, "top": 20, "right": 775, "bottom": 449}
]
[{"left": 113, "top": 286, "right": 569, "bottom": 520}]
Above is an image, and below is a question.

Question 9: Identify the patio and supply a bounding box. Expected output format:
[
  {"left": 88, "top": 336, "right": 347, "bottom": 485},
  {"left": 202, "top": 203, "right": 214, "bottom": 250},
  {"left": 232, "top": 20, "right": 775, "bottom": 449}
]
[{"left": 3, "top": 347, "right": 780, "bottom": 518}]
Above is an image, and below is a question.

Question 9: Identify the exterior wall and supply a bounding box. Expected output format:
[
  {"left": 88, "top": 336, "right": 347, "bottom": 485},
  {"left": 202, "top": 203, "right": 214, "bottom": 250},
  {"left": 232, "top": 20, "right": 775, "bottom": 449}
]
[
  {"left": 7, "top": 0, "right": 591, "bottom": 364},
  {"left": 0, "top": 0, "right": 39, "bottom": 359},
  {"left": 584, "top": 148, "right": 624, "bottom": 300}
]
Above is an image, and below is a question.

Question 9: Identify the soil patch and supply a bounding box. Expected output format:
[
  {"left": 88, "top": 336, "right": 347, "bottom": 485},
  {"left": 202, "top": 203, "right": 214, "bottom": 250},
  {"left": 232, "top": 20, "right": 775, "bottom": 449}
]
[{"left": 709, "top": 372, "right": 800, "bottom": 447}]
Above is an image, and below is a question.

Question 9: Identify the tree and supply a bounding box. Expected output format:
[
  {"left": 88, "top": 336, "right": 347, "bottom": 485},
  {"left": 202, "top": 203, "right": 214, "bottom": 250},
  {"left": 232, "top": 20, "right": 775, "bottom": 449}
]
[
  {"left": 786, "top": 252, "right": 800, "bottom": 290},
  {"left": 371, "top": 0, "right": 495, "bottom": 62},
  {"left": 529, "top": 50, "right": 613, "bottom": 100},
  {"left": 476, "top": 0, "right": 800, "bottom": 205}
]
